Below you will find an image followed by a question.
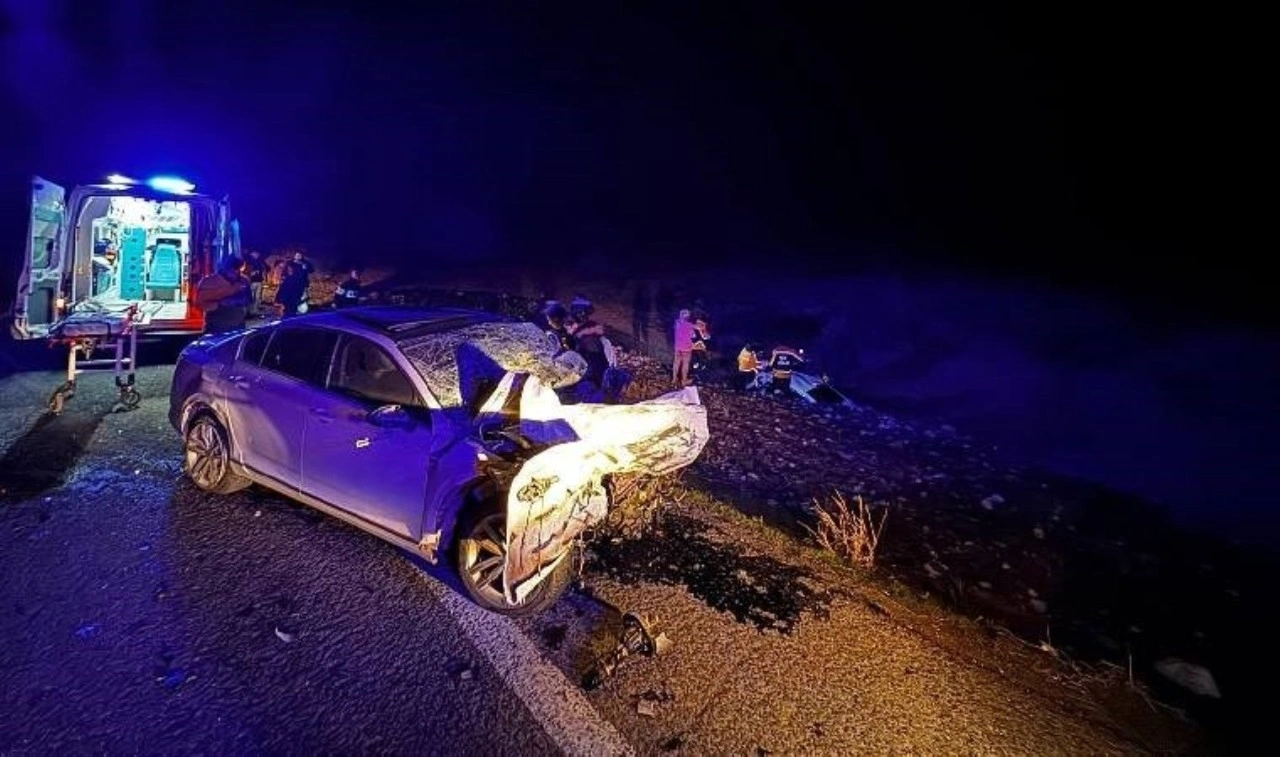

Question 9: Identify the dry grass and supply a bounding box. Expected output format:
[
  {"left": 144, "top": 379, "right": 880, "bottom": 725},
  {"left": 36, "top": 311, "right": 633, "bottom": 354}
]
[{"left": 807, "top": 492, "right": 889, "bottom": 568}]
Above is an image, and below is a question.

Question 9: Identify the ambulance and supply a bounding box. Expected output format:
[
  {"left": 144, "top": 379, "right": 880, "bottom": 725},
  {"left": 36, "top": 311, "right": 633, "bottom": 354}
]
[{"left": 11, "top": 174, "right": 240, "bottom": 340}]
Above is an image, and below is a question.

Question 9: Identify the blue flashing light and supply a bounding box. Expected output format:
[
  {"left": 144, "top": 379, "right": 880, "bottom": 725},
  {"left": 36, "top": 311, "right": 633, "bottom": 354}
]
[
  {"left": 106, "top": 173, "right": 136, "bottom": 185},
  {"left": 146, "top": 176, "right": 196, "bottom": 194}
]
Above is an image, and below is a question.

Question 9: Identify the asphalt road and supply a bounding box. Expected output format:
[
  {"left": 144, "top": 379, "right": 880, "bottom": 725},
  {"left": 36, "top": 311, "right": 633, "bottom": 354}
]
[
  {"left": 0, "top": 362, "right": 1200, "bottom": 755},
  {"left": 0, "top": 366, "right": 626, "bottom": 755}
]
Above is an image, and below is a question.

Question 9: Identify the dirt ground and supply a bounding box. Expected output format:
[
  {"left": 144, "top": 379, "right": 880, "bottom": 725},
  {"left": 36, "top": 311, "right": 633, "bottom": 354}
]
[{"left": 365, "top": 281, "right": 1265, "bottom": 751}]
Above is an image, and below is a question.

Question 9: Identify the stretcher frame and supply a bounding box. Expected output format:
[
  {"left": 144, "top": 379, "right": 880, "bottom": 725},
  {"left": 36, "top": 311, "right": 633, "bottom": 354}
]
[{"left": 44, "top": 303, "right": 142, "bottom": 415}]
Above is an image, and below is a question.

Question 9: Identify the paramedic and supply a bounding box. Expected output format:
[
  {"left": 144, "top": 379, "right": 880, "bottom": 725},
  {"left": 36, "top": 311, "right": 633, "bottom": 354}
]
[
  {"left": 769, "top": 345, "right": 804, "bottom": 394},
  {"left": 197, "top": 256, "right": 252, "bottom": 334},
  {"left": 334, "top": 268, "right": 362, "bottom": 308},
  {"left": 737, "top": 343, "right": 761, "bottom": 390}
]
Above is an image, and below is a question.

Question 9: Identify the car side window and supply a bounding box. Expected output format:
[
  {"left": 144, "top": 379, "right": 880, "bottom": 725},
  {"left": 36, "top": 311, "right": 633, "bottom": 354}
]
[
  {"left": 260, "top": 327, "right": 339, "bottom": 386},
  {"left": 330, "top": 335, "right": 420, "bottom": 407},
  {"left": 240, "top": 327, "right": 273, "bottom": 365}
]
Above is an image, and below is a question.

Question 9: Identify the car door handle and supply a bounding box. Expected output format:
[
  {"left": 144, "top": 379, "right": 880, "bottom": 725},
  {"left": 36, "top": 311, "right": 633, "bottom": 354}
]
[
  {"left": 310, "top": 407, "right": 334, "bottom": 424},
  {"left": 227, "top": 374, "right": 252, "bottom": 389}
]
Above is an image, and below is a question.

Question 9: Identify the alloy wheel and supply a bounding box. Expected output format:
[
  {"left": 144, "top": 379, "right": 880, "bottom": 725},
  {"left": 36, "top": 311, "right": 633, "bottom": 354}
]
[
  {"left": 185, "top": 420, "right": 229, "bottom": 490},
  {"left": 461, "top": 513, "right": 509, "bottom": 605}
]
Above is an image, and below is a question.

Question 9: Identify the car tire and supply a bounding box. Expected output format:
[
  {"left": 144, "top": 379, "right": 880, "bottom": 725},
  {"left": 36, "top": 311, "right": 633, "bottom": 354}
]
[
  {"left": 454, "top": 498, "right": 574, "bottom": 617},
  {"left": 184, "top": 415, "right": 252, "bottom": 495}
]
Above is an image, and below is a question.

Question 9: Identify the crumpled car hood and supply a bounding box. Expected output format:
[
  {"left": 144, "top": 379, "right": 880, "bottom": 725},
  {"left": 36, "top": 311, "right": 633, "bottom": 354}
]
[{"left": 500, "top": 377, "right": 709, "bottom": 604}]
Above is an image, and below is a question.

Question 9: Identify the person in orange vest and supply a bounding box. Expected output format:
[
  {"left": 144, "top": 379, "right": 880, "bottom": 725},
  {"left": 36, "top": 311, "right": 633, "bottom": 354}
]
[{"left": 737, "top": 343, "right": 763, "bottom": 391}]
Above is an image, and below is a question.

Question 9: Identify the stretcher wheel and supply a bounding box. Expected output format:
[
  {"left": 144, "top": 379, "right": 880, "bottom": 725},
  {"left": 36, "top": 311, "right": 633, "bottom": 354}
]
[
  {"left": 119, "top": 387, "right": 142, "bottom": 411},
  {"left": 47, "top": 382, "right": 76, "bottom": 416}
]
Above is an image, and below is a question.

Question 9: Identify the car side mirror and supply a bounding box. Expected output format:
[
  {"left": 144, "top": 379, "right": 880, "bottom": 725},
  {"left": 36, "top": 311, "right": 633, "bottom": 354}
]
[{"left": 368, "top": 404, "right": 413, "bottom": 429}]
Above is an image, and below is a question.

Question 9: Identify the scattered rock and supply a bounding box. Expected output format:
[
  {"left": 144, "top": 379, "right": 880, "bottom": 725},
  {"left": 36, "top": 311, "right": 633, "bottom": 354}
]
[
  {"left": 1154, "top": 658, "right": 1221, "bottom": 699},
  {"left": 980, "top": 494, "right": 1005, "bottom": 510},
  {"left": 158, "top": 668, "right": 189, "bottom": 689},
  {"left": 274, "top": 627, "right": 297, "bottom": 643},
  {"left": 447, "top": 661, "right": 477, "bottom": 683}
]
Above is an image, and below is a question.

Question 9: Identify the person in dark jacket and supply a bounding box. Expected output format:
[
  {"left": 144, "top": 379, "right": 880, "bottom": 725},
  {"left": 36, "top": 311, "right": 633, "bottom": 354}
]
[
  {"left": 567, "top": 298, "right": 608, "bottom": 388},
  {"left": 334, "top": 268, "right": 362, "bottom": 308},
  {"left": 276, "top": 261, "right": 310, "bottom": 317},
  {"left": 541, "top": 301, "right": 573, "bottom": 354}
]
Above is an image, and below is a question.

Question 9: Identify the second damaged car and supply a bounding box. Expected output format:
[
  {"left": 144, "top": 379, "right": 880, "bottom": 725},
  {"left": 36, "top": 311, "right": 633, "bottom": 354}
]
[{"left": 168, "top": 306, "right": 709, "bottom": 615}]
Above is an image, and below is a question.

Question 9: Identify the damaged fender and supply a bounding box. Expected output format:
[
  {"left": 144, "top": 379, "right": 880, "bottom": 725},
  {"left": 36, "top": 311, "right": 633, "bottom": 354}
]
[{"left": 502, "top": 377, "right": 709, "bottom": 604}]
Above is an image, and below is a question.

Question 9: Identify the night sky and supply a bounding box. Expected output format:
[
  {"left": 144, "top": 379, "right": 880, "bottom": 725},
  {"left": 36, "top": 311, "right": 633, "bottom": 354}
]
[{"left": 0, "top": 2, "right": 1260, "bottom": 316}]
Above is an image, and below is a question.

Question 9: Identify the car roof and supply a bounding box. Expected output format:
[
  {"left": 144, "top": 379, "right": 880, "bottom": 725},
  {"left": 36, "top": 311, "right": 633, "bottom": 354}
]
[{"left": 318, "top": 306, "right": 515, "bottom": 339}]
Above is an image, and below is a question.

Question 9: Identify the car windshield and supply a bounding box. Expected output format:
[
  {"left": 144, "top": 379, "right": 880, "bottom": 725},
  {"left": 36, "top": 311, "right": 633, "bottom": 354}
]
[{"left": 398, "top": 321, "right": 581, "bottom": 410}]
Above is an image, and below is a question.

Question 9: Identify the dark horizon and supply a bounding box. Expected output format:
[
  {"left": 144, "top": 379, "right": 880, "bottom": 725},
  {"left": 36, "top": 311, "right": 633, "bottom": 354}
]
[{"left": 0, "top": 1, "right": 1264, "bottom": 322}]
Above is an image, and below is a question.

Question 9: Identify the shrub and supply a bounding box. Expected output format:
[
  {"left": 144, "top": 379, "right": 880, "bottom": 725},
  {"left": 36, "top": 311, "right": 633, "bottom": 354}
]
[{"left": 807, "top": 492, "right": 888, "bottom": 567}]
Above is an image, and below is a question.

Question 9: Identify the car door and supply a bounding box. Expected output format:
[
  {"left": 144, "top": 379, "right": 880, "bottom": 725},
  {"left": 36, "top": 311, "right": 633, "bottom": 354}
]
[
  {"left": 11, "top": 176, "right": 68, "bottom": 339},
  {"left": 301, "top": 333, "right": 435, "bottom": 539},
  {"left": 222, "top": 325, "right": 339, "bottom": 492}
]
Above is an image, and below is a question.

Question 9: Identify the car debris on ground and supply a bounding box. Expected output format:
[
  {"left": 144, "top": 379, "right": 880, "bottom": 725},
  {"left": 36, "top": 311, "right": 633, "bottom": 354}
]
[{"left": 582, "top": 612, "right": 672, "bottom": 691}]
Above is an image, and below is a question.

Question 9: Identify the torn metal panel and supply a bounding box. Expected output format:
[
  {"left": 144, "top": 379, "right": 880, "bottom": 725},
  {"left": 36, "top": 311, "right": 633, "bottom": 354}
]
[
  {"left": 788, "top": 371, "right": 854, "bottom": 406},
  {"left": 503, "top": 378, "right": 709, "bottom": 604}
]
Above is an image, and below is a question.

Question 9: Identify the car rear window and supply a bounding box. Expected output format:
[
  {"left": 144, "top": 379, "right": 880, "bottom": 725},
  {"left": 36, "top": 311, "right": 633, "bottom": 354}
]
[{"left": 261, "top": 327, "right": 338, "bottom": 386}]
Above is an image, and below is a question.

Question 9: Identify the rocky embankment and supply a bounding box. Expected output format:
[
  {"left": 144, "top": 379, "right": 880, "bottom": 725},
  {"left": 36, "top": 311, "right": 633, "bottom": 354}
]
[{"left": 613, "top": 344, "right": 1266, "bottom": 725}]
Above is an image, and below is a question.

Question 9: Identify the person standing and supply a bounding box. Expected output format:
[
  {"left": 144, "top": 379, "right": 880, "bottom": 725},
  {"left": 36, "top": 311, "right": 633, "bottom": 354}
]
[
  {"left": 631, "top": 281, "right": 652, "bottom": 344},
  {"left": 568, "top": 298, "right": 608, "bottom": 390},
  {"left": 690, "top": 311, "right": 711, "bottom": 375},
  {"left": 288, "top": 251, "right": 314, "bottom": 312},
  {"left": 672, "top": 308, "right": 695, "bottom": 387},
  {"left": 195, "top": 256, "right": 252, "bottom": 334},
  {"left": 334, "top": 268, "right": 363, "bottom": 308},
  {"left": 276, "top": 262, "right": 310, "bottom": 318},
  {"left": 244, "top": 250, "right": 266, "bottom": 316}
]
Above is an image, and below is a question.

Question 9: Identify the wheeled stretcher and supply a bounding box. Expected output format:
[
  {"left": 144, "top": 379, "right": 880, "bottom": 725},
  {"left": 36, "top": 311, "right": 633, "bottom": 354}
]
[{"left": 44, "top": 304, "right": 142, "bottom": 415}]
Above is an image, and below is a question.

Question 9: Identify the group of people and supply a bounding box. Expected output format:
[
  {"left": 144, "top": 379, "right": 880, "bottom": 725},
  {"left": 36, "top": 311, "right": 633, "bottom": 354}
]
[
  {"left": 196, "top": 251, "right": 370, "bottom": 334},
  {"left": 736, "top": 343, "right": 805, "bottom": 393},
  {"left": 540, "top": 297, "right": 630, "bottom": 403}
]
